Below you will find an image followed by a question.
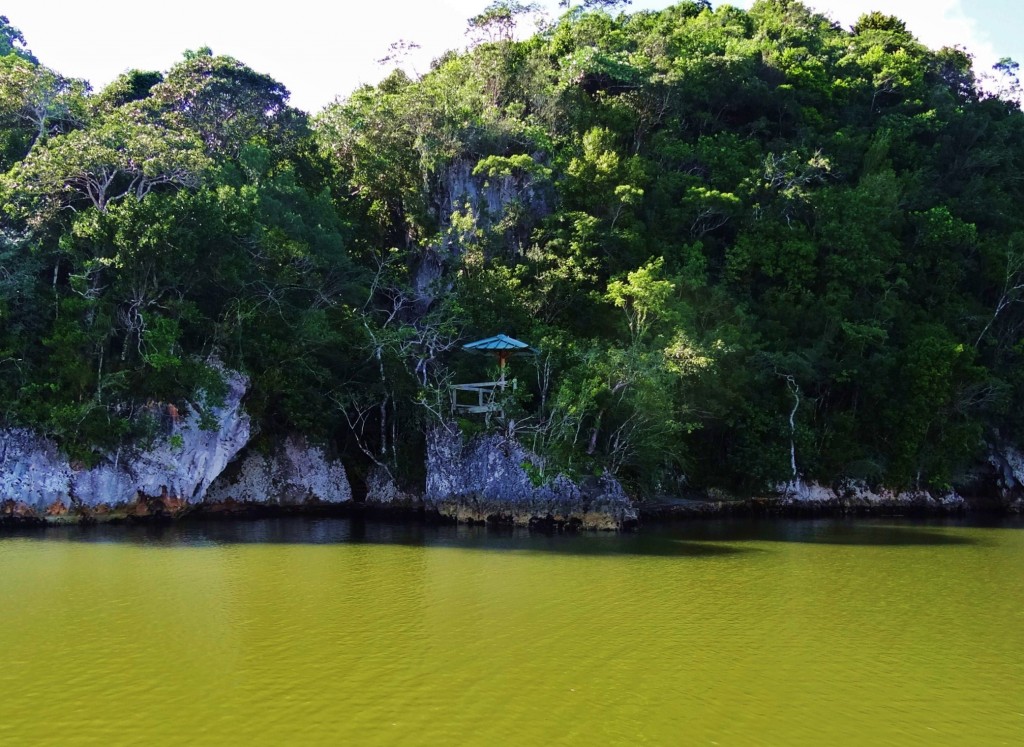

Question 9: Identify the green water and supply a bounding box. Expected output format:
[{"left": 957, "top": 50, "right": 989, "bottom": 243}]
[{"left": 0, "top": 518, "right": 1021, "bottom": 746}]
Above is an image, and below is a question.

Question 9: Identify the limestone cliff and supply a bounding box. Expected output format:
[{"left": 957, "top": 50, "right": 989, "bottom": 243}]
[
  {"left": 0, "top": 369, "right": 352, "bottom": 523},
  {"left": 206, "top": 435, "right": 351, "bottom": 507},
  {"left": 0, "top": 369, "right": 250, "bottom": 521},
  {"left": 425, "top": 427, "right": 637, "bottom": 530},
  {"left": 413, "top": 158, "right": 551, "bottom": 312},
  {"left": 364, "top": 465, "right": 421, "bottom": 509},
  {"left": 986, "top": 445, "right": 1024, "bottom": 512}
]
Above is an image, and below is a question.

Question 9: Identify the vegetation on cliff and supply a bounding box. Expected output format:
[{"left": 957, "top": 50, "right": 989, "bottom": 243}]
[{"left": 1, "top": 2, "right": 1022, "bottom": 497}]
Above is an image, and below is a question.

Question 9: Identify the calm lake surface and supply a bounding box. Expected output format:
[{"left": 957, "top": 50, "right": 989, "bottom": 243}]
[{"left": 1, "top": 516, "right": 1021, "bottom": 746}]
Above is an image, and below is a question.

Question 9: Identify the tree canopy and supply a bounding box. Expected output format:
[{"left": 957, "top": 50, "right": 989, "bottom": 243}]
[{"left": 1, "top": 2, "right": 1022, "bottom": 495}]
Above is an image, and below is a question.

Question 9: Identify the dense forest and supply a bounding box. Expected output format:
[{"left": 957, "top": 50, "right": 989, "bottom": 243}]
[{"left": 1, "top": 0, "right": 1022, "bottom": 498}]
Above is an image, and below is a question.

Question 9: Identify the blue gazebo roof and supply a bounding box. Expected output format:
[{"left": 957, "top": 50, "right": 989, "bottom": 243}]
[{"left": 463, "top": 334, "right": 539, "bottom": 354}]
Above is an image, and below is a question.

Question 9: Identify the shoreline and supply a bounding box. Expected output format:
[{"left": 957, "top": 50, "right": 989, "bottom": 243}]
[{"left": 1, "top": 495, "right": 1016, "bottom": 532}]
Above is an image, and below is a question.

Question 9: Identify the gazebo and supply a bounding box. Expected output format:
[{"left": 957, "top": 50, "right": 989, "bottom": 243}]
[{"left": 451, "top": 333, "right": 539, "bottom": 415}]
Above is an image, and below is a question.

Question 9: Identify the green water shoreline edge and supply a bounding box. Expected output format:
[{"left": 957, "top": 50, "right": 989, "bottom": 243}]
[{"left": 1, "top": 496, "right": 1016, "bottom": 533}]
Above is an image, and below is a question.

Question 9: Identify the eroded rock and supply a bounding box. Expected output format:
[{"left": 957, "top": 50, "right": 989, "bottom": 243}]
[
  {"left": 986, "top": 445, "right": 1024, "bottom": 512},
  {"left": 425, "top": 427, "right": 637, "bottom": 530},
  {"left": 364, "top": 466, "right": 421, "bottom": 509},
  {"left": 0, "top": 367, "right": 251, "bottom": 520},
  {"left": 205, "top": 435, "right": 352, "bottom": 507},
  {"left": 774, "top": 479, "right": 966, "bottom": 511}
]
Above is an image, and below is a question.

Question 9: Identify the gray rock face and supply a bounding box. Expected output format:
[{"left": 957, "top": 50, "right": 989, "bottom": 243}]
[
  {"left": 364, "top": 466, "right": 420, "bottom": 508},
  {"left": 436, "top": 158, "right": 551, "bottom": 229},
  {"left": 425, "top": 428, "right": 637, "bottom": 530},
  {"left": 205, "top": 435, "right": 351, "bottom": 506},
  {"left": 0, "top": 429, "right": 76, "bottom": 513},
  {"left": 774, "top": 480, "right": 966, "bottom": 510},
  {"left": 414, "top": 158, "right": 551, "bottom": 312},
  {"left": 987, "top": 446, "right": 1024, "bottom": 512},
  {"left": 1, "top": 369, "right": 251, "bottom": 517}
]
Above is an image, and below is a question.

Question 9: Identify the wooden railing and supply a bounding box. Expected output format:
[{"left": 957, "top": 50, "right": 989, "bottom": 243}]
[{"left": 450, "top": 379, "right": 517, "bottom": 414}]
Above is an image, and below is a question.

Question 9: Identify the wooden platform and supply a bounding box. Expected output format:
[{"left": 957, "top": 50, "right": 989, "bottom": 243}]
[{"left": 450, "top": 380, "right": 516, "bottom": 414}]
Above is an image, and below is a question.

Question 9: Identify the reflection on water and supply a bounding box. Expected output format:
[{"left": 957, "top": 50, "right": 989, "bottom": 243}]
[
  {"left": 12, "top": 517, "right": 756, "bottom": 557},
  {"left": 1, "top": 517, "right": 1022, "bottom": 746},
  {"left": 12, "top": 513, "right": 1014, "bottom": 549}
]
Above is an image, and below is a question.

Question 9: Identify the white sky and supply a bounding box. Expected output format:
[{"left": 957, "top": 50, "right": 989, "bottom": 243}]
[{"left": 1, "top": 1, "right": 1019, "bottom": 113}]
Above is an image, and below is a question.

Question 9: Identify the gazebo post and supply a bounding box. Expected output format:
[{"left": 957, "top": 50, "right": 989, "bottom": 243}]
[{"left": 497, "top": 350, "right": 509, "bottom": 388}]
